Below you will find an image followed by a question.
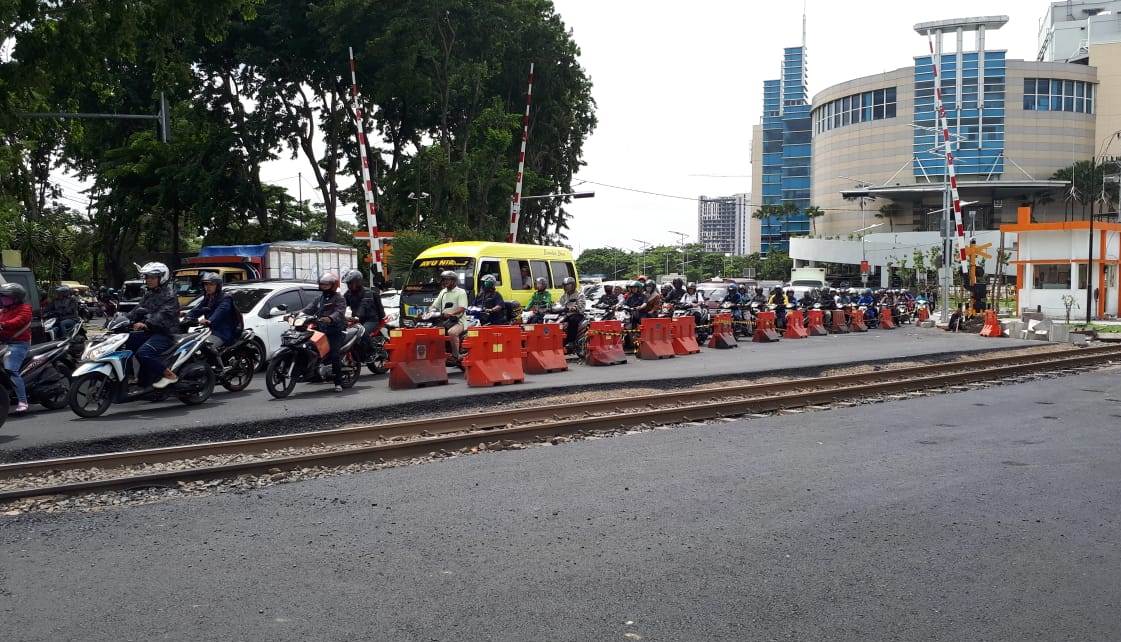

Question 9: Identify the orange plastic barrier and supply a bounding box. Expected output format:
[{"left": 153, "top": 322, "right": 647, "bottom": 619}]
[
  {"left": 878, "top": 306, "right": 896, "bottom": 329},
  {"left": 828, "top": 309, "right": 850, "bottom": 334},
  {"left": 916, "top": 306, "right": 930, "bottom": 322},
  {"left": 783, "top": 309, "right": 809, "bottom": 339},
  {"left": 637, "top": 317, "right": 676, "bottom": 360},
  {"left": 979, "top": 310, "right": 1003, "bottom": 337},
  {"left": 585, "top": 320, "right": 628, "bottom": 366},
  {"left": 386, "top": 327, "right": 449, "bottom": 390},
  {"left": 849, "top": 308, "right": 868, "bottom": 332},
  {"left": 708, "top": 312, "right": 738, "bottom": 349},
  {"left": 753, "top": 311, "right": 782, "bottom": 342},
  {"left": 522, "top": 323, "right": 568, "bottom": 374},
  {"left": 806, "top": 309, "right": 828, "bottom": 336},
  {"left": 460, "top": 325, "right": 526, "bottom": 387},
  {"left": 669, "top": 315, "right": 701, "bottom": 355}
]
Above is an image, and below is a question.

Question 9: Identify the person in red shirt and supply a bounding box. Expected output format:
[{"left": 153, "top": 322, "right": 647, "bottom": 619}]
[{"left": 0, "top": 283, "right": 33, "bottom": 414}]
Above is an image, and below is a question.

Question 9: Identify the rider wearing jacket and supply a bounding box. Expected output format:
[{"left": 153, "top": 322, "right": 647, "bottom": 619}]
[
  {"left": 622, "top": 281, "right": 647, "bottom": 328},
  {"left": 664, "top": 278, "right": 686, "bottom": 304},
  {"left": 125, "top": 263, "right": 182, "bottom": 389},
  {"left": 187, "top": 272, "right": 241, "bottom": 348},
  {"left": 596, "top": 285, "right": 620, "bottom": 308},
  {"left": 526, "top": 277, "right": 553, "bottom": 323},
  {"left": 44, "top": 285, "right": 82, "bottom": 337},
  {"left": 0, "top": 283, "right": 33, "bottom": 414},
  {"left": 342, "top": 270, "right": 386, "bottom": 358},
  {"left": 301, "top": 272, "right": 347, "bottom": 391},
  {"left": 472, "top": 275, "right": 507, "bottom": 325},
  {"left": 556, "top": 277, "right": 586, "bottom": 348}
]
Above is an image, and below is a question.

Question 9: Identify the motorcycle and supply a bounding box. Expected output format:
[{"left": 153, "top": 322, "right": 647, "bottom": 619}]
[
  {"left": 189, "top": 323, "right": 259, "bottom": 392},
  {"left": 721, "top": 301, "right": 754, "bottom": 340},
  {"left": 1, "top": 319, "right": 86, "bottom": 410},
  {"left": 265, "top": 313, "right": 361, "bottom": 398},
  {"left": 672, "top": 302, "right": 711, "bottom": 344},
  {"left": 67, "top": 315, "right": 215, "bottom": 418},
  {"left": 541, "top": 303, "right": 590, "bottom": 359},
  {"left": 0, "top": 369, "right": 11, "bottom": 427}
]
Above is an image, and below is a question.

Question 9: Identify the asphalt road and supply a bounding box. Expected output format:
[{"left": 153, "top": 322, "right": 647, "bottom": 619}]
[
  {"left": 2, "top": 367, "right": 1119, "bottom": 640},
  {"left": 1, "top": 326, "right": 1039, "bottom": 457}
]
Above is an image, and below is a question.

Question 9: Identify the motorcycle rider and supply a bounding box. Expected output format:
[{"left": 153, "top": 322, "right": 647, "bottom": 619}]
[
  {"left": 799, "top": 289, "right": 818, "bottom": 309},
  {"left": 680, "top": 282, "right": 705, "bottom": 306},
  {"left": 342, "top": 269, "right": 386, "bottom": 359},
  {"left": 44, "top": 285, "right": 81, "bottom": 338},
  {"left": 596, "top": 284, "right": 620, "bottom": 308},
  {"left": 99, "top": 286, "right": 120, "bottom": 326},
  {"left": 125, "top": 263, "right": 181, "bottom": 389},
  {"left": 665, "top": 278, "right": 686, "bottom": 304},
  {"left": 622, "top": 280, "right": 648, "bottom": 329},
  {"left": 856, "top": 288, "right": 875, "bottom": 308},
  {"left": 767, "top": 286, "right": 788, "bottom": 328},
  {"left": 301, "top": 272, "right": 348, "bottom": 392},
  {"left": 556, "top": 277, "right": 586, "bottom": 349},
  {"left": 526, "top": 277, "right": 553, "bottom": 323},
  {"left": 472, "top": 274, "right": 507, "bottom": 325},
  {"left": 428, "top": 270, "right": 468, "bottom": 362},
  {"left": 186, "top": 273, "right": 242, "bottom": 363},
  {"left": 0, "top": 283, "right": 32, "bottom": 414},
  {"left": 642, "top": 281, "right": 663, "bottom": 316}
]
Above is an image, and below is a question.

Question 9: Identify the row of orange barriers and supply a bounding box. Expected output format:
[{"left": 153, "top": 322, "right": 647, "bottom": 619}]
[{"left": 385, "top": 306, "right": 904, "bottom": 389}]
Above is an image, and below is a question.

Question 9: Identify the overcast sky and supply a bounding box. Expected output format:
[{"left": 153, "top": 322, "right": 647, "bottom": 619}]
[
  {"left": 551, "top": 0, "right": 1043, "bottom": 254},
  {"left": 51, "top": 1, "right": 1049, "bottom": 254}
]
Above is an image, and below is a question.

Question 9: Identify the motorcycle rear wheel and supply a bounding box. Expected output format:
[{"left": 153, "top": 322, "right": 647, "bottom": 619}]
[
  {"left": 40, "top": 379, "right": 70, "bottom": 410},
  {"left": 340, "top": 353, "right": 360, "bottom": 389},
  {"left": 0, "top": 390, "right": 9, "bottom": 428},
  {"left": 221, "top": 351, "right": 255, "bottom": 392},
  {"left": 265, "top": 353, "right": 298, "bottom": 398},
  {"left": 68, "top": 372, "right": 114, "bottom": 418},
  {"left": 177, "top": 361, "right": 215, "bottom": 405}
]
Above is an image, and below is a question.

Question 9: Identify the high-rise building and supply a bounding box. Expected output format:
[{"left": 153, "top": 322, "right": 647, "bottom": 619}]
[
  {"left": 752, "top": 45, "right": 812, "bottom": 255},
  {"left": 697, "top": 193, "right": 752, "bottom": 255}
]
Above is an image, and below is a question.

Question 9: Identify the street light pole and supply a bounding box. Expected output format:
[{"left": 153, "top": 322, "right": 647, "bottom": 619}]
[
  {"left": 668, "top": 230, "right": 688, "bottom": 276},
  {"left": 632, "top": 239, "right": 650, "bottom": 276}
]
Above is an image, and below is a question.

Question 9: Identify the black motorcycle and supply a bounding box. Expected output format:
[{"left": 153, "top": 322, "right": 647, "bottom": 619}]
[
  {"left": 194, "top": 325, "right": 259, "bottom": 392},
  {"left": 353, "top": 320, "right": 390, "bottom": 375},
  {"left": 0, "top": 368, "right": 13, "bottom": 426},
  {"left": 1, "top": 321, "right": 86, "bottom": 411},
  {"left": 265, "top": 313, "right": 362, "bottom": 398}
]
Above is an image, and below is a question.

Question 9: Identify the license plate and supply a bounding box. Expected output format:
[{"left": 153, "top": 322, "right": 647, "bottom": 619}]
[{"left": 404, "top": 305, "right": 424, "bottom": 317}]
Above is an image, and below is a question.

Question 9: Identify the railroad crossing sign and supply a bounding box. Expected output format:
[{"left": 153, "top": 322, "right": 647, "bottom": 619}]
[{"left": 964, "top": 241, "right": 992, "bottom": 286}]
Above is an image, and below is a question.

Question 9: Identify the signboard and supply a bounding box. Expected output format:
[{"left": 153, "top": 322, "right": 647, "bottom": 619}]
[{"left": 860, "top": 260, "right": 870, "bottom": 274}]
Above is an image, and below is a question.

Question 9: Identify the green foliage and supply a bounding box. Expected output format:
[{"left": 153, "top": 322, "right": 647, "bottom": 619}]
[
  {"left": 876, "top": 202, "right": 903, "bottom": 232},
  {"left": 1, "top": 0, "right": 595, "bottom": 284},
  {"left": 577, "top": 247, "right": 792, "bottom": 283},
  {"left": 1050, "top": 159, "right": 1120, "bottom": 219},
  {"left": 388, "top": 230, "right": 444, "bottom": 285}
]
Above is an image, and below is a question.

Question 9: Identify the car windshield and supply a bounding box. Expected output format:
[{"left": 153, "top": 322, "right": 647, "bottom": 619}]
[
  {"left": 404, "top": 258, "right": 475, "bottom": 291},
  {"left": 121, "top": 282, "right": 145, "bottom": 301},
  {"left": 223, "top": 288, "right": 272, "bottom": 313}
]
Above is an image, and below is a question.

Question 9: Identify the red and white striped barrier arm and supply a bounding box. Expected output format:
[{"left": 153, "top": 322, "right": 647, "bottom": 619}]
[
  {"left": 507, "top": 62, "right": 535, "bottom": 244},
  {"left": 348, "top": 46, "right": 383, "bottom": 279},
  {"left": 927, "top": 33, "right": 969, "bottom": 275}
]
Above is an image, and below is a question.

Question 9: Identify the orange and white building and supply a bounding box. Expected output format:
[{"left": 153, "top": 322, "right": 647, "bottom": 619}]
[{"left": 1002, "top": 206, "right": 1121, "bottom": 319}]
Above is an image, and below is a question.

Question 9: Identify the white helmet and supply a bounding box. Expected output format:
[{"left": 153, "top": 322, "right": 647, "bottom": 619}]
[{"left": 139, "top": 262, "right": 171, "bottom": 285}]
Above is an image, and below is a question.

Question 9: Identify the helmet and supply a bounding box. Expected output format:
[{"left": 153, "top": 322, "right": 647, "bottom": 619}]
[
  {"left": 0, "top": 282, "right": 27, "bottom": 304},
  {"left": 660, "top": 284, "right": 671, "bottom": 294},
  {"left": 200, "top": 272, "right": 223, "bottom": 286},
  {"left": 439, "top": 270, "right": 459, "bottom": 285},
  {"left": 562, "top": 276, "right": 577, "bottom": 289},
  {"left": 644, "top": 281, "right": 656, "bottom": 292},
  {"left": 727, "top": 285, "right": 737, "bottom": 292},
  {"left": 481, "top": 274, "right": 497, "bottom": 290},
  {"left": 108, "top": 288, "right": 117, "bottom": 296},
  {"left": 99, "top": 286, "right": 107, "bottom": 294},
  {"left": 636, "top": 275, "right": 648, "bottom": 283},
  {"left": 629, "top": 280, "right": 642, "bottom": 289},
  {"left": 139, "top": 262, "right": 171, "bottom": 285},
  {"left": 318, "top": 272, "right": 340, "bottom": 287},
  {"left": 55, "top": 285, "right": 72, "bottom": 297},
  {"left": 686, "top": 282, "right": 696, "bottom": 289},
  {"left": 534, "top": 276, "right": 548, "bottom": 288},
  {"left": 672, "top": 277, "right": 684, "bottom": 287},
  {"left": 863, "top": 288, "right": 872, "bottom": 295},
  {"left": 342, "top": 269, "right": 364, "bottom": 286}
]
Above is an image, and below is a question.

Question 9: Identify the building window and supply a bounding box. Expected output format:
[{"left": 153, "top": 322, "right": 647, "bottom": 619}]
[
  {"left": 813, "top": 86, "right": 897, "bottom": 134},
  {"left": 1032, "top": 264, "right": 1073, "bottom": 290},
  {"left": 1023, "top": 78, "right": 1094, "bottom": 113}
]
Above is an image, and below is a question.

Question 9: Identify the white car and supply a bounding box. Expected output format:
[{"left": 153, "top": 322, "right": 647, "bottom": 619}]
[{"left": 184, "top": 281, "right": 324, "bottom": 367}]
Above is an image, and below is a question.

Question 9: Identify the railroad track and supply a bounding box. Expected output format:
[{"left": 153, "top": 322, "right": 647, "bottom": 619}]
[{"left": 2, "top": 345, "right": 1118, "bottom": 502}]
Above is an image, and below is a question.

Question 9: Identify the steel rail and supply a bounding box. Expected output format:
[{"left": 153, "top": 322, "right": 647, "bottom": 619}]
[
  {"left": 1, "top": 345, "right": 1112, "bottom": 478},
  {"left": 0, "top": 346, "right": 1117, "bottom": 502}
]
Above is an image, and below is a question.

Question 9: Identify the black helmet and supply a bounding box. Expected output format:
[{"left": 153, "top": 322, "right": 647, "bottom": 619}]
[
  {"left": 342, "top": 270, "right": 364, "bottom": 287},
  {"left": 0, "top": 282, "right": 27, "bottom": 303},
  {"left": 55, "top": 285, "right": 72, "bottom": 297},
  {"left": 672, "top": 277, "right": 684, "bottom": 287}
]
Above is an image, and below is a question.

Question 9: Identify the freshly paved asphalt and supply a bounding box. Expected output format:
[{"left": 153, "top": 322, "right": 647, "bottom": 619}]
[
  {"left": 2, "top": 367, "right": 1118, "bottom": 640},
  {"left": 1, "top": 326, "right": 1038, "bottom": 456}
]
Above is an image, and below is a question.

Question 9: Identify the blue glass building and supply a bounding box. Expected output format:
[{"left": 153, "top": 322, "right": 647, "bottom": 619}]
[
  {"left": 912, "top": 50, "right": 1006, "bottom": 180},
  {"left": 759, "top": 46, "right": 812, "bottom": 254}
]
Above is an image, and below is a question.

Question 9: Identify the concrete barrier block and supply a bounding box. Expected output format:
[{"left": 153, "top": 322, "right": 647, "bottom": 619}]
[
  {"left": 1048, "top": 324, "right": 1070, "bottom": 343},
  {"left": 1003, "top": 320, "right": 1023, "bottom": 337}
]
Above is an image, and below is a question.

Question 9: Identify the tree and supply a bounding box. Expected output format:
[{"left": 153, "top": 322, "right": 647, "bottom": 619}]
[
  {"left": 1051, "top": 160, "right": 1120, "bottom": 221},
  {"left": 876, "top": 202, "right": 903, "bottom": 232},
  {"left": 803, "top": 205, "right": 825, "bottom": 235},
  {"left": 576, "top": 247, "right": 632, "bottom": 279},
  {"left": 387, "top": 230, "right": 443, "bottom": 285}
]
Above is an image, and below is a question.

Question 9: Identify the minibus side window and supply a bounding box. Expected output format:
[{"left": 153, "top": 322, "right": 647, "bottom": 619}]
[
  {"left": 479, "top": 260, "right": 502, "bottom": 287},
  {"left": 508, "top": 260, "right": 532, "bottom": 289},
  {"left": 550, "top": 261, "right": 575, "bottom": 284},
  {"left": 530, "top": 260, "right": 551, "bottom": 287}
]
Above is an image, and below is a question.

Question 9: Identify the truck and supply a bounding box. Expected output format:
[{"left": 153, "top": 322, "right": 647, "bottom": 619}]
[
  {"left": 172, "top": 241, "right": 359, "bottom": 305},
  {"left": 788, "top": 267, "right": 827, "bottom": 300}
]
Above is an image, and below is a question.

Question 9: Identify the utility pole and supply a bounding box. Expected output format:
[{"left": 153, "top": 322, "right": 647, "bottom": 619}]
[
  {"left": 668, "top": 230, "right": 688, "bottom": 276},
  {"left": 18, "top": 92, "right": 171, "bottom": 143},
  {"left": 298, "top": 172, "right": 302, "bottom": 206}
]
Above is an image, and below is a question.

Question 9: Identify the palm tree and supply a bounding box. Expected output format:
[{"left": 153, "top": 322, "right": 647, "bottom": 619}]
[
  {"left": 803, "top": 205, "right": 825, "bottom": 235},
  {"left": 876, "top": 202, "right": 903, "bottom": 232}
]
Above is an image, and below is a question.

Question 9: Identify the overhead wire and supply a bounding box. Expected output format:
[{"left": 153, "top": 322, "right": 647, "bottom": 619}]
[{"left": 574, "top": 178, "right": 889, "bottom": 212}]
